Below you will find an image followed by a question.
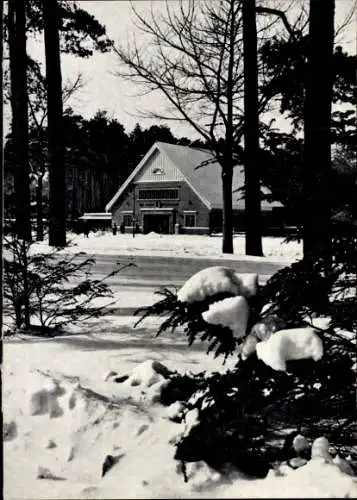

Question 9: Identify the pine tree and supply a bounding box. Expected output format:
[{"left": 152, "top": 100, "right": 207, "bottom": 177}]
[
  {"left": 242, "top": 0, "right": 263, "bottom": 256},
  {"left": 302, "top": 0, "right": 335, "bottom": 267},
  {"left": 43, "top": 0, "right": 66, "bottom": 247},
  {"left": 8, "top": 0, "right": 32, "bottom": 241}
]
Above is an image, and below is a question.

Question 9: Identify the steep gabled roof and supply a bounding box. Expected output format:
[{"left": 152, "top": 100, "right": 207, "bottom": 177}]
[{"left": 105, "top": 141, "right": 281, "bottom": 211}]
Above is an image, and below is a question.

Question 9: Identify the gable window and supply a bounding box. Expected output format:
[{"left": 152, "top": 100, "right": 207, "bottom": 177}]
[
  {"left": 138, "top": 189, "right": 178, "bottom": 200},
  {"left": 151, "top": 167, "right": 165, "bottom": 175},
  {"left": 184, "top": 213, "right": 196, "bottom": 227}
]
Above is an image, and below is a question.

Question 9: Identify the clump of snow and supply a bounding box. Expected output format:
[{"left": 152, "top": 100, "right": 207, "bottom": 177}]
[
  {"left": 169, "top": 407, "right": 201, "bottom": 446},
  {"left": 177, "top": 267, "right": 258, "bottom": 303},
  {"left": 184, "top": 408, "right": 200, "bottom": 436},
  {"left": 251, "top": 315, "right": 286, "bottom": 341},
  {"left": 164, "top": 401, "right": 186, "bottom": 421},
  {"left": 293, "top": 434, "right": 310, "bottom": 455},
  {"left": 241, "top": 315, "right": 286, "bottom": 360},
  {"left": 123, "top": 359, "right": 172, "bottom": 388},
  {"left": 311, "top": 437, "right": 332, "bottom": 462},
  {"left": 289, "top": 457, "right": 308, "bottom": 469},
  {"left": 187, "top": 387, "right": 210, "bottom": 406},
  {"left": 333, "top": 455, "right": 356, "bottom": 476},
  {"left": 240, "top": 333, "right": 259, "bottom": 359},
  {"left": 256, "top": 327, "right": 324, "bottom": 372},
  {"left": 145, "top": 378, "right": 171, "bottom": 403},
  {"left": 202, "top": 296, "right": 250, "bottom": 338}
]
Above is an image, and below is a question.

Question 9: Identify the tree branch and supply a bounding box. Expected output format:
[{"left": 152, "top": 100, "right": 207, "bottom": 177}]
[{"left": 255, "top": 6, "right": 297, "bottom": 42}]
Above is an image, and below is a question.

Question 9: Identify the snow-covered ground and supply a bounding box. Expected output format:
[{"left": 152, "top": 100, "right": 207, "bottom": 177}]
[
  {"left": 4, "top": 327, "right": 357, "bottom": 499},
  {"left": 32, "top": 232, "right": 303, "bottom": 262},
  {"left": 4, "top": 233, "right": 356, "bottom": 498}
]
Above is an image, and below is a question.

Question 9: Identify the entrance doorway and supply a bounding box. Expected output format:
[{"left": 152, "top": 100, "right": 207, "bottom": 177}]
[{"left": 143, "top": 214, "right": 170, "bottom": 234}]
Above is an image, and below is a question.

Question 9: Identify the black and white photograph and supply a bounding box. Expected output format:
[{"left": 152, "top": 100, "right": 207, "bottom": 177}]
[{"left": 2, "top": 0, "right": 357, "bottom": 497}]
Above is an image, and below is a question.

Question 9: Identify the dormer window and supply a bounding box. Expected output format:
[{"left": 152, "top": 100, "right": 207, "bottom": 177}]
[{"left": 152, "top": 167, "right": 165, "bottom": 175}]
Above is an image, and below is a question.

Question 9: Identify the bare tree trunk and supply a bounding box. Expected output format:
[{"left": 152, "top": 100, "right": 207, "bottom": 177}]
[
  {"left": 21, "top": 240, "right": 30, "bottom": 328},
  {"left": 302, "top": 0, "right": 335, "bottom": 267},
  {"left": 222, "top": 167, "right": 234, "bottom": 253},
  {"left": 221, "top": 0, "right": 237, "bottom": 255},
  {"left": 8, "top": 0, "right": 32, "bottom": 241},
  {"left": 242, "top": 0, "right": 263, "bottom": 256},
  {"left": 36, "top": 174, "right": 44, "bottom": 241},
  {"left": 71, "top": 167, "right": 78, "bottom": 220},
  {"left": 0, "top": 0, "right": 3, "bottom": 235},
  {"left": 43, "top": 0, "right": 66, "bottom": 247}
]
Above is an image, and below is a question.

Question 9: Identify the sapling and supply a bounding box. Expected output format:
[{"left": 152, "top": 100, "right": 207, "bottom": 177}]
[{"left": 3, "top": 233, "right": 134, "bottom": 334}]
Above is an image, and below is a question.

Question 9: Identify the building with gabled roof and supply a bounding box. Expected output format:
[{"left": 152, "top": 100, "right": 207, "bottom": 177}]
[{"left": 106, "top": 141, "right": 284, "bottom": 234}]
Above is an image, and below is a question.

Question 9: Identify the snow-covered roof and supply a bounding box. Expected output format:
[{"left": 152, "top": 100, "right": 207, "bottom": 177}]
[
  {"left": 79, "top": 212, "right": 112, "bottom": 221},
  {"left": 105, "top": 142, "right": 282, "bottom": 212}
]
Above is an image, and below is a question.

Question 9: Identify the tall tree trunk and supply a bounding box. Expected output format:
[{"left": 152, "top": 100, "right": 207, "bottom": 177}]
[
  {"left": 222, "top": 167, "right": 234, "bottom": 253},
  {"left": 43, "top": 0, "right": 66, "bottom": 247},
  {"left": 0, "top": 0, "right": 3, "bottom": 235},
  {"left": 71, "top": 167, "right": 78, "bottom": 220},
  {"left": 221, "top": 0, "right": 236, "bottom": 255},
  {"left": 8, "top": 0, "right": 32, "bottom": 241},
  {"left": 302, "top": 0, "right": 335, "bottom": 268},
  {"left": 36, "top": 174, "right": 44, "bottom": 241},
  {"left": 242, "top": 0, "right": 263, "bottom": 256}
]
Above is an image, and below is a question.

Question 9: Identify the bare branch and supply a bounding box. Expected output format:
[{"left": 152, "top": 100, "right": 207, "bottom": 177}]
[
  {"left": 112, "top": 0, "right": 251, "bottom": 149},
  {"left": 62, "top": 72, "right": 87, "bottom": 104},
  {"left": 335, "top": 0, "right": 357, "bottom": 40},
  {"left": 29, "top": 72, "right": 87, "bottom": 131},
  {"left": 255, "top": 6, "right": 297, "bottom": 41}
]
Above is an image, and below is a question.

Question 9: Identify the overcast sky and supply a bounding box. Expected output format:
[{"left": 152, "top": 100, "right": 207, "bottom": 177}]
[{"left": 3, "top": 0, "right": 356, "bottom": 140}]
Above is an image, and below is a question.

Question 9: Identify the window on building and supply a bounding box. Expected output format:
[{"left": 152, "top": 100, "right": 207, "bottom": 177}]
[
  {"left": 184, "top": 214, "right": 196, "bottom": 227},
  {"left": 123, "top": 214, "right": 133, "bottom": 226},
  {"left": 152, "top": 167, "right": 165, "bottom": 175},
  {"left": 138, "top": 189, "right": 178, "bottom": 200}
]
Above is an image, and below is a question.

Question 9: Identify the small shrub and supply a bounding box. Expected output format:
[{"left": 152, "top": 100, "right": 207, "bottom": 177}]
[{"left": 3, "top": 234, "right": 133, "bottom": 333}]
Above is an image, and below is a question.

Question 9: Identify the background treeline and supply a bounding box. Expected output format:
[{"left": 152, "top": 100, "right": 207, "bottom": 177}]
[
  {"left": 5, "top": 108, "right": 356, "bottom": 233},
  {"left": 4, "top": 113, "right": 206, "bottom": 224}
]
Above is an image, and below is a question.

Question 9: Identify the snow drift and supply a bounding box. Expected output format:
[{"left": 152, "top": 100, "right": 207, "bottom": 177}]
[{"left": 4, "top": 337, "right": 356, "bottom": 499}]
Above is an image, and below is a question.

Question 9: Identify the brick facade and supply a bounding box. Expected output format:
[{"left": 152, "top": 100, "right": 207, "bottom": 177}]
[{"left": 112, "top": 180, "right": 211, "bottom": 234}]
